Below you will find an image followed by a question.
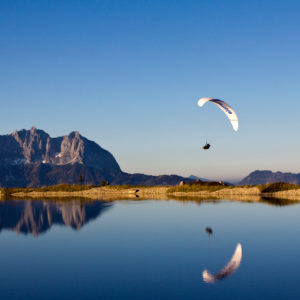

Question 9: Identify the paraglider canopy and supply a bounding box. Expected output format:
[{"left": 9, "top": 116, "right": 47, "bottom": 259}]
[{"left": 198, "top": 97, "right": 239, "bottom": 131}]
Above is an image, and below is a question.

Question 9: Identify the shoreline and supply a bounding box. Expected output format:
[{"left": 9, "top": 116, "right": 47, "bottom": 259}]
[{"left": 2, "top": 186, "right": 300, "bottom": 202}]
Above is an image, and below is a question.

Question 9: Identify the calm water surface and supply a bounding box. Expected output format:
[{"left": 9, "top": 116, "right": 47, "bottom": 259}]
[{"left": 0, "top": 198, "right": 300, "bottom": 299}]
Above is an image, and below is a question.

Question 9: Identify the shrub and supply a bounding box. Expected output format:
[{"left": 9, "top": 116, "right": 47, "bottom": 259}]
[{"left": 258, "top": 182, "right": 300, "bottom": 193}]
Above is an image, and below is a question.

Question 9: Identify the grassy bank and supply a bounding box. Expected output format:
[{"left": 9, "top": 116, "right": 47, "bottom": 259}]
[
  {"left": 167, "top": 182, "right": 231, "bottom": 193},
  {"left": 167, "top": 182, "right": 300, "bottom": 194},
  {"left": 2, "top": 182, "right": 300, "bottom": 201},
  {"left": 0, "top": 184, "right": 97, "bottom": 197}
]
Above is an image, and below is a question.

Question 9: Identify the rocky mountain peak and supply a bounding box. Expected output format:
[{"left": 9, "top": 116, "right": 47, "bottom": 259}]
[
  {"left": 1, "top": 128, "right": 121, "bottom": 172},
  {"left": 58, "top": 132, "right": 85, "bottom": 165},
  {"left": 68, "top": 131, "right": 81, "bottom": 138},
  {"left": 10, "top": 127, "right": 50, "bottom": 163}
]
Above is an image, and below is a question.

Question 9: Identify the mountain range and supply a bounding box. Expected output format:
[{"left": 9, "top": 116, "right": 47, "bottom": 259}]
[
  {"left": 0, "top": 127, "right": 193, "bottom": 187},
  {"left": 239, "top": 170, "right": 300, "bottom": 185},
  {"left": 1, "top": 128, "right": 299, "bottom": 187}
]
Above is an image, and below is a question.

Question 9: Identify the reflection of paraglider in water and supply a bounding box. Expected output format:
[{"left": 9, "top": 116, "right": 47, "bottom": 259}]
[
  {"left": 202, "top": 243, "right": 242, "bottom": 283},
  {"left": 205, "top": 227, "right": 213, "bottom": 235}
]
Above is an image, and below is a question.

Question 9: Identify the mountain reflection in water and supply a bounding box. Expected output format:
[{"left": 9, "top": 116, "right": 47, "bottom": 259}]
[
  {"left": 0, "top": 199, "right": 112, "bottom": 236},
  {"left": 0, "top": 196, "right": 297, "bottom": 237}
]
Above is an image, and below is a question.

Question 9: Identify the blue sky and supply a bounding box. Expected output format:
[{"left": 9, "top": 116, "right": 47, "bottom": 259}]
[{"left": 1, "top": 0, "right": 300, "bottom": 181}]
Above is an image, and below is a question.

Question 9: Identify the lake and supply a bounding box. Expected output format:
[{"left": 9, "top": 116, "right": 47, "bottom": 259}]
[{"left": 0, "top": 197, "right": 300, "bottom": 299}]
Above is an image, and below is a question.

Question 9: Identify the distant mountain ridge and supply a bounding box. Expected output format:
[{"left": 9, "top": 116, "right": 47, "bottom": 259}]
[
  {"left": 239, "top": 170, "right": 300, "bottom": 185},
  {"left": 0, "top": 127, "right": 193, "bottom": 187},
  {"left": 188, "top": 175, "right": 208, "bottom": 181}
]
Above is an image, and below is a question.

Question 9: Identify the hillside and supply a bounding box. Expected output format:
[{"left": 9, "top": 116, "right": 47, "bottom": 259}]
[{"left": 239, "top": 170, "right": 300, "bottom": 185}]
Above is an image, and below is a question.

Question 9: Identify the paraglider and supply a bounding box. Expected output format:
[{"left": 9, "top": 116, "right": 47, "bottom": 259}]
[
  {"left": 198, "top": 97, "right": 239, "bottom": 132},
  {"left": 198, "top": 97, "right": 238, "bottom": 150},
  {"left": 202, "top": 142, "right": 211, "bottom": 150},
  {"left": 202, "top": 243, "right": 242, "bottom": 283}
]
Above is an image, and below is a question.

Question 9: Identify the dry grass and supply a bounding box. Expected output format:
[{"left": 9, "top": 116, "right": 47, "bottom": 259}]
[
  {"left": 167, "top": 182, "right": 231, "bottom": 193},
  {"left": 105, "top": 185, "right": 158, "bottom": 190},
  {"left": 1, "top": 184, "right": 96, "bottom": 196}
]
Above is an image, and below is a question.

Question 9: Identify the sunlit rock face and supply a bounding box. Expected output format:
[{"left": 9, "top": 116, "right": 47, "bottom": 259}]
[
  {"left": 5, "top": 127, "right": 121, "bottom": 172},
  {"left": 11, "top": 127, "right": 52, "bottom": 164},
  {"left": 0, "top": 200, "right": 112, "bottom": 236}
]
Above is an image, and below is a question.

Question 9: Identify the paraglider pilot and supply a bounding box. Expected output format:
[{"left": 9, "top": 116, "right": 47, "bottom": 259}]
[{"left": 203, "top": 142, "right": 211, "bottom": 150}]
